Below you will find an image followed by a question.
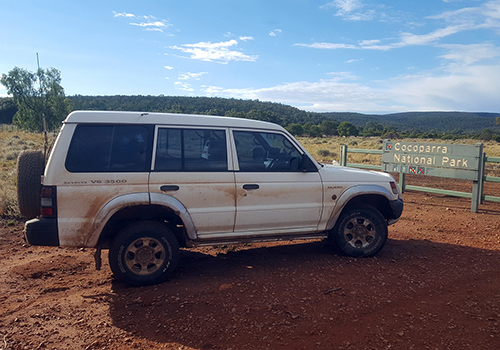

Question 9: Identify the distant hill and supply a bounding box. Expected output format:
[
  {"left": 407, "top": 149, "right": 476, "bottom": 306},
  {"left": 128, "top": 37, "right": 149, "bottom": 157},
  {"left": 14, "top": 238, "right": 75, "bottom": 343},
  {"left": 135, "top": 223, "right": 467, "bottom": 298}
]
[
  {"left": 319, "top": 111, "right": 500, "bottom": 134},
  {"left": 2, "top": 95, "right": 499, "bottom": 134},
  {"left": 68, "top": 95, "right": 315, "bottom": 126}
]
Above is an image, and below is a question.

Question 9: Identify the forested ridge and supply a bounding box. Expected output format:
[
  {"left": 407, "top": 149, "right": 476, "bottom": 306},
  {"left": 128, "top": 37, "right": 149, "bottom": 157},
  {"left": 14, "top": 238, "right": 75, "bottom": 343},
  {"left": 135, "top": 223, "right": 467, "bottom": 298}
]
[{"left": 1, "top": 95, "right": 499, "bottom": 135}]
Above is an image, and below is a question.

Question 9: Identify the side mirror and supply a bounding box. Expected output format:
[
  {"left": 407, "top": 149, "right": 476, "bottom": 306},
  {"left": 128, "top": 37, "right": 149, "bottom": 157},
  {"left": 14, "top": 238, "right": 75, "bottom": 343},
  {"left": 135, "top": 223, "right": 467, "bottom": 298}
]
[
  {"left": 301, "top": 155, "right": 309, "bottom": 172},
  {"left": 289, "top": 157, "right": 299, "bottom": 171}
]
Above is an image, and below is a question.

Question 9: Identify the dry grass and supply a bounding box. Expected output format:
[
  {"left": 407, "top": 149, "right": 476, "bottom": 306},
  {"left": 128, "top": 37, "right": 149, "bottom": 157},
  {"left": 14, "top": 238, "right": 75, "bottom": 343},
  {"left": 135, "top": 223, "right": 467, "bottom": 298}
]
[{"left": 298, "top": 136, "right": 384, "bottom": 164}]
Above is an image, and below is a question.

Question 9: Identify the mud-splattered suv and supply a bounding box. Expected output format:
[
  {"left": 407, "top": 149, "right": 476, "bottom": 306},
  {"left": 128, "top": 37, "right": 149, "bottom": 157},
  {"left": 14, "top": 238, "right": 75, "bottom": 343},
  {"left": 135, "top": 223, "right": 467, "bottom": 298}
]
[{"left": 18, "top": 111, "right": 403, "bottom": 286}]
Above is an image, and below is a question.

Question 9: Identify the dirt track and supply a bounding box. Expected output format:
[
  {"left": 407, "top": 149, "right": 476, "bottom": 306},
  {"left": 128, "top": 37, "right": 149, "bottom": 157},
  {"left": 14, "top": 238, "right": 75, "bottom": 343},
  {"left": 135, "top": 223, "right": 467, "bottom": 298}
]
[{"left": 1, "top": 187, "right": 500, "bottom": 350}]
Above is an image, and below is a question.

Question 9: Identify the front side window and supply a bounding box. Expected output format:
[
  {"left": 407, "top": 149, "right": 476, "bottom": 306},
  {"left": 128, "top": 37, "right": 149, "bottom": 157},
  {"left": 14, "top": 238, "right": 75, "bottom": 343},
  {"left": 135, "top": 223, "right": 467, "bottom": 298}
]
[
  {"left": 233, "top": 131, "right": 311, "bottom": 172},
  {"left": 155, "top": 128, "right": 227, "bottom": 171},
  {"left": 65, "top": 125, "right": 151, "bottom": 172}
]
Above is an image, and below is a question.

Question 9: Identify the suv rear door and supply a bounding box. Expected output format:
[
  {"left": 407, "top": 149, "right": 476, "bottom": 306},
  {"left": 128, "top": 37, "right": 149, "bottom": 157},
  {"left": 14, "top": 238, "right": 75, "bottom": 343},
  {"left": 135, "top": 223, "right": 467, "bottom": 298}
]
[{"left": 149, "top": 126, "right": 236, "bottom": 235}]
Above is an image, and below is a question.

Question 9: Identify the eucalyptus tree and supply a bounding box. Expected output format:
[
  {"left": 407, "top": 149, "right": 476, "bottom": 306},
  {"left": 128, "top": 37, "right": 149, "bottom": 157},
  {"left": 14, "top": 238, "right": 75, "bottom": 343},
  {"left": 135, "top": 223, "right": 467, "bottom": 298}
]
[{"left": 0, "top": 66, "right": 73, "bottom": 131}]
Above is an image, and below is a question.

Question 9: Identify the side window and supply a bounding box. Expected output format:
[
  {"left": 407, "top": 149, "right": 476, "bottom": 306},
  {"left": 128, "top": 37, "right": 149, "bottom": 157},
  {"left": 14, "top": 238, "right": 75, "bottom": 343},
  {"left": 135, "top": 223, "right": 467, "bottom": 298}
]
[
  {"left": 65, "top": 125, "right": 151, "bottom": 172},
  {"left": 154, "top": 128, "right": 227, "bottom": 172},
  {"left": 233, "top": 131, "right": 309, "bottom": 172},
  {"left": 155, "top": 129, "right": 182, "bottom": 171}
]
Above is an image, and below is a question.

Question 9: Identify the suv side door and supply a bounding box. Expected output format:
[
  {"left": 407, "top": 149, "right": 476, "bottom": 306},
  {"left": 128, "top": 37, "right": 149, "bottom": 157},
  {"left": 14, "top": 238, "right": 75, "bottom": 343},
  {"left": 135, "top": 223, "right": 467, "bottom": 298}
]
[
  {"left": 148, "top": 126, "right": 236, "bottom": 236},
  {"left": 231, "top": 129, "right": 323, "bottom": 235}
]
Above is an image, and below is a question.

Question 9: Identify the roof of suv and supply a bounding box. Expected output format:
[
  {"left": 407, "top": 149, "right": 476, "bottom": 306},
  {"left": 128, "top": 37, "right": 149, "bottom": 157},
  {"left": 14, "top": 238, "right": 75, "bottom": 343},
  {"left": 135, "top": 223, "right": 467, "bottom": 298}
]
[{"left": 64, "top": 110, "right": 285, "bottom": 131}]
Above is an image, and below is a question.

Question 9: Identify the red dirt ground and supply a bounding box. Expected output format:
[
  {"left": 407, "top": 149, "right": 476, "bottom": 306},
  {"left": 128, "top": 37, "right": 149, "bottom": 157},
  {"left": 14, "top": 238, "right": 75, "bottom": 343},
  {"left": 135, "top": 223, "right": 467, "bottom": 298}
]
[{"left": 1, "top": 181, "right": 499, "bottom": 350}]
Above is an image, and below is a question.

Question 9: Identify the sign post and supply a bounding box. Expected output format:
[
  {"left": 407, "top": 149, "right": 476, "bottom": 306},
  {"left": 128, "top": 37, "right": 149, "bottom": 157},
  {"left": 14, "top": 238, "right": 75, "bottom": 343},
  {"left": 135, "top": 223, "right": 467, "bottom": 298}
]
[{"left": 382, "top": 140, "right": 483, "bottom": 212}]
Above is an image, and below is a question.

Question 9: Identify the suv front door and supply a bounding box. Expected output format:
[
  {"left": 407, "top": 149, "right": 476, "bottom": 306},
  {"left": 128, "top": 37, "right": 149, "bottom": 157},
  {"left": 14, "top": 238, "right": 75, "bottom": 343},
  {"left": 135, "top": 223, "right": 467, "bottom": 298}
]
[{"left": 231, "top": 130, "right": 323, "bottom": 235}]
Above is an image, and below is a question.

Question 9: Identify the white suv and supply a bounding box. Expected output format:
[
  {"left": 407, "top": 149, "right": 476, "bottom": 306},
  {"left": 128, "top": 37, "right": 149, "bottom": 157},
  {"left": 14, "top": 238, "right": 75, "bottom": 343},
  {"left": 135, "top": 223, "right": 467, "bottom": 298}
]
[{"left": 19, "top": 111, "right": 403, "bottom": 286}]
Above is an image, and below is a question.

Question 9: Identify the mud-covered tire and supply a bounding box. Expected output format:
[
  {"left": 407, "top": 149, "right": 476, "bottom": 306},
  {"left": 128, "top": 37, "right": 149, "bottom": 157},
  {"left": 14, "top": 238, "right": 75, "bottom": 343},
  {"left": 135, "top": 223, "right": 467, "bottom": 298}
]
[
  {"left": 333, "top": 206, "right": 388, "bottom": 257},
  {"left": 17, "top": 150, "right": 45, "bottom": 218},
  {"left": 109, "top": 221, "right": 180, "bottom": 286}
]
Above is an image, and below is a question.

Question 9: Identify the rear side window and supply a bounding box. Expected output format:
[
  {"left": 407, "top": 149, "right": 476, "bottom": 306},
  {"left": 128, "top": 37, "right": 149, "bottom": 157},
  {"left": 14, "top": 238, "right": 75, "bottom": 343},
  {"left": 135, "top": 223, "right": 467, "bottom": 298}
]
[
  {"left": 154, "top": 128, "right": 227, "bottom": 171},
  {"left": 65, "top": 125, "right": 152, "bottom": 172}
]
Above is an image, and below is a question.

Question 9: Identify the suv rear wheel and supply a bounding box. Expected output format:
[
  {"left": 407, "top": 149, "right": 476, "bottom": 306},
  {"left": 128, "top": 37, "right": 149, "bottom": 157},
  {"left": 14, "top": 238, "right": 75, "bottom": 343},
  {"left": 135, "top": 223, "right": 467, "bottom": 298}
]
[
  {"left": 109, "top": 221, "right": 180, "bottom": 286},
  {"left": 333, "top": 207, "right": 388, "bottom": 257},
  {"left": 17, "top": 150, "right": 45, "bottom": 218}
]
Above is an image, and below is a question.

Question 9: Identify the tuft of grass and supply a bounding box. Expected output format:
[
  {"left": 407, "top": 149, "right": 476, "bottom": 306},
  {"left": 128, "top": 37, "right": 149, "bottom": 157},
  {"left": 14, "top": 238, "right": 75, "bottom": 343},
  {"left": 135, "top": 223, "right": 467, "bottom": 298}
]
[
  {"left": 5, "top": 151, "right": 19, "bottom": 161},
  {"left": 0, "top": 182, "right": 19, "bottom": 216},
  {"left": 317, "top": 149, "right": 332, "bottom": 157}
]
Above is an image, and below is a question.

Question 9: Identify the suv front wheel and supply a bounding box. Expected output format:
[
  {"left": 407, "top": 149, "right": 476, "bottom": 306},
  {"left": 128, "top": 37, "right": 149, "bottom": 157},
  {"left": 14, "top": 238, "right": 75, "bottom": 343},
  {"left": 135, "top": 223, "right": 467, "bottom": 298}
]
[
  {"left": 333, "top": 207, "right": 388, "bottom": 257},
  {"left": 109, "top": 221, "right": 180, "bottom": 286}
]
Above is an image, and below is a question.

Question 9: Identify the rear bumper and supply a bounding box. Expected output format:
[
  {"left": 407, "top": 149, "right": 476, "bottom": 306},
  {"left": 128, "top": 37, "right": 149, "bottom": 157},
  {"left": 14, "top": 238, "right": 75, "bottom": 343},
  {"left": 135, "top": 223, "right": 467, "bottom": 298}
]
[
  {"left": 25, "top": 218, "right": 59, "bottom": 246},
  {"left": 387, "top": 198, "right": 404, "bottom": 225}
]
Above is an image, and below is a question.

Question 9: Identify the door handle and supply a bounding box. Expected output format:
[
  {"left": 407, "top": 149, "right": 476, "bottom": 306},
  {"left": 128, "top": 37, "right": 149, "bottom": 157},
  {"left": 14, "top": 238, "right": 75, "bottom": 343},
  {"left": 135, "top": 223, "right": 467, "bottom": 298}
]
[
  {"left": 243, "top": 184, "right": 259, "bottom": 190},
  {"left": 160, "top": 185, "right": 179, "bottom": 191}
]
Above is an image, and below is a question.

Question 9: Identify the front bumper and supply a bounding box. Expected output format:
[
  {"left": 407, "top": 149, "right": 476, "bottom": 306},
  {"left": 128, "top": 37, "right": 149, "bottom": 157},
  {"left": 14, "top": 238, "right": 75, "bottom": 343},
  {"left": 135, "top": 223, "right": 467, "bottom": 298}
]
[{"left": 25, "top": 218, "right": 59, "bottom": 246}]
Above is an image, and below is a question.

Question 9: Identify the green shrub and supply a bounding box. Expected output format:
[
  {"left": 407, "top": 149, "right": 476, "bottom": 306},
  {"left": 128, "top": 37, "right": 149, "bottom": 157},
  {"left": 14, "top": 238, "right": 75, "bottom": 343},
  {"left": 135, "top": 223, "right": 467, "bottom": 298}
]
[{"left": 317, "top": 149, "right": 332, "bottom": 157}]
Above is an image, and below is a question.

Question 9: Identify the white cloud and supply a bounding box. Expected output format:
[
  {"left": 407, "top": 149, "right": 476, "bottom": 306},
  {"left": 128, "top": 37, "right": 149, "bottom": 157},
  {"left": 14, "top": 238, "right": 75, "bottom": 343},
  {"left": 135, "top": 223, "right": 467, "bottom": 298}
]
[
  {"left": 295, "top": 6, "right": 498, "bottom": 52},
  {"left": 294, "top": 42, "right": 358, "bottom": 49},
  {"left": 269, "top": 29, "right": 282, "bottom": 37},
  {"left": 170, "top": 40, "right": 258, "bottom": 64},
  {"left": 345, "top": 10, "right": 376, "bottom": 21},
  {"left": 359, "top": 39, "right": 380, "bottom": 46},
  {"left": 430, "top": 1, "right": 500, "bottom": 30},
  {"left": 295, "top": 21, "right": 478, "bottom": 51},
  {"left": 322, "top": 0, "right": 362, "bottom": 14},
  {"left": 129, "top": 20, "right": 170, "bottom": 33},
  {"left": 239, "top": 36, "right": 254, "bottom": 41},
  {"left": 439, "top": 43, "right": 500, "bottom": 65},
  {"left": 113, "top": 11, "right": 172, "bottom": 33},
  {"left": 316, "top": 0, "right": 500, "bottom": 45},
  {"left": 174, "top": 81, "right": 194, "bottom": 92},
  {"left": 224, "top": 33, "right": 254, "bottom": 41},
  {"left": 164, "top": 66, "right": 174, "bottom": 70},
  {"left": 202, "top": 55, "right": 500, "bottom": 113},
  {"left": 178, "top": 72, "right": 207, "bottom": 80},
  {"left": 484, "top": 0, "right": 500, "bottom": 19},
  {"left": 113, "top": 12, "right": 135, "bottom": 18},
  {"left": 385, "top": 63, "right": 500, "bottom": 112},
  {"left": 398, "top": 24, "right": 469, "bottom": 46},
  {"left": 131, "top": 21, "right": 167, "bottom": 28},
  {"left": 202, "top": 74, "right": 388, "bottom": 112},
  {"left": 321, "top": 0, "right": 377, "bottom": 21}
]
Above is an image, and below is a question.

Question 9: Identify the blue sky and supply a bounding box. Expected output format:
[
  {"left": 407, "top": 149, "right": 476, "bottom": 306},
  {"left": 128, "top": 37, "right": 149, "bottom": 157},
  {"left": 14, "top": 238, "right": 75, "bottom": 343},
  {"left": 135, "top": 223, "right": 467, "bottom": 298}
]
[{"left": 2, "top": 0, "right": 500, "bottom": 113}]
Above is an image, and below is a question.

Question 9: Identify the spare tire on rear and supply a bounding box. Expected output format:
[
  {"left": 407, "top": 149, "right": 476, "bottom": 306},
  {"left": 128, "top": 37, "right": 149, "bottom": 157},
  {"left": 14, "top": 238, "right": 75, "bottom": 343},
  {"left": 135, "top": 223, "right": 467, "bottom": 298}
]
[{"left": 17, "top": 150, "right": 45, "bottom": 218}]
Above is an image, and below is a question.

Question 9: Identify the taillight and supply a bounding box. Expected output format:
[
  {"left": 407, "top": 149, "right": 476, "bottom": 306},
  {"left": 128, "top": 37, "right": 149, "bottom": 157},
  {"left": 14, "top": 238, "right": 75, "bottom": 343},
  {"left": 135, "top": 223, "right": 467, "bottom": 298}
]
[
  {"left": 390, "top": 181, "right": 399, "bottom": 195},
  {"left": 41, "top": 186, "right": 57, "bottom": 217}
]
